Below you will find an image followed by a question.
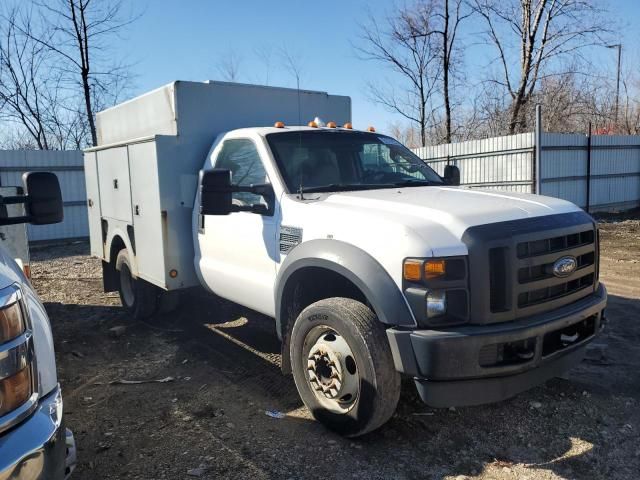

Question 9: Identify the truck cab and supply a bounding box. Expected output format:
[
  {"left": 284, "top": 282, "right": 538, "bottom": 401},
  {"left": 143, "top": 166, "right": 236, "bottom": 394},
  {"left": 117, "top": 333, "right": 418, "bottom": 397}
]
[{"left": 86, "top": 81, "right": 606, "bottom": 437}]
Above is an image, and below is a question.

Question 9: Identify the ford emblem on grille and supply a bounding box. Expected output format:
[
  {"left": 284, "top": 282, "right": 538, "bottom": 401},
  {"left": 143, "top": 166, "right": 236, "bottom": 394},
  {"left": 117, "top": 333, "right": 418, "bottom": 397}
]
[{"left": 553, "top": 256, "right": 577, "bottom": 277}]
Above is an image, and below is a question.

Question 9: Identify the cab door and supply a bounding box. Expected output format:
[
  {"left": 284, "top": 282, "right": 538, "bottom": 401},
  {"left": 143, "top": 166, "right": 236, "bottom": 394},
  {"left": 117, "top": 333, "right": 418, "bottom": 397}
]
[{"left": 196, "top": 138, "right": 279, "bottom": 316}]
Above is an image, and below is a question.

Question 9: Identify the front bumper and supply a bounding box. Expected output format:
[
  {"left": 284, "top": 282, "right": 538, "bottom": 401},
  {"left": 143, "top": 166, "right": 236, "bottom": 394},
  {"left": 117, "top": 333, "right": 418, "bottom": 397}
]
[
  {"left": 0, "top": 387, "right": 76, "bottom": 480},
  {"left": 387, "top": 283, "right": 607, "bottom": 407}
]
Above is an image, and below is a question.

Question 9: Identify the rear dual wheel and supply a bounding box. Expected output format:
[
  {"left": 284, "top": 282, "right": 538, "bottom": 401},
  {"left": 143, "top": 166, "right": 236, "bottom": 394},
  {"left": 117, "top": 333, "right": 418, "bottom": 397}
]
[
  {"left": 290, "top": 297, "right": 401, "bottom": 437},
  {"left": 115, "top": 249, "right": 179, "bottom": 319}
]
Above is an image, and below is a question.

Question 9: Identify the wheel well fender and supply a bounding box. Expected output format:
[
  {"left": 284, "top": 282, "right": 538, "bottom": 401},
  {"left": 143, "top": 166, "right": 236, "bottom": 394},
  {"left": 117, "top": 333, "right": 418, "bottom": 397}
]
[
  {"left": 105, "top": 226, "right": 137, "bottom": 276},
  {"left": 102, "top": 228, "right": 135, "bottom": 293},
  {"left": 275, "top": 239, "right": 415, "bottom": 342}
]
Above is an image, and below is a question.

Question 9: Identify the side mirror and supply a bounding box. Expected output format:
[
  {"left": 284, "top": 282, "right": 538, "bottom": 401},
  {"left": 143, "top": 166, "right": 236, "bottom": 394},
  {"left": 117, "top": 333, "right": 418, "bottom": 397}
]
[
  {"left": 443, "top": 165, "right": 460, "bottom": 186},
  {"left": 200, "top": 169, "right": 233, "bottom": 215},
  {"left": 200, "top": 169, "right": 275, "bottom": 216},
  {"left": 23, "top": 172, "right": 64, "bottom": 224}
]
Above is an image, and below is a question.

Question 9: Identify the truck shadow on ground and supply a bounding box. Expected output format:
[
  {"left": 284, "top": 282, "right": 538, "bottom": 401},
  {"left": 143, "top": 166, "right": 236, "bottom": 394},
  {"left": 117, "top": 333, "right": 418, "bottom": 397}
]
[{"left": 46, "top": 290, "right": 639, "bottom": 479}]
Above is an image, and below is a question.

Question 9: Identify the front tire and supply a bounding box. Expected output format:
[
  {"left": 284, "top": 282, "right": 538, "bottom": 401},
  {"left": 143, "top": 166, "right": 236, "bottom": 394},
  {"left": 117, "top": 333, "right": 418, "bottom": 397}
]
[
  {"left": 290, "top": 297, "right": 401, "bottom": 437},
  {"left": 115, "top": 249, "right": 158, "bottom": 319}
]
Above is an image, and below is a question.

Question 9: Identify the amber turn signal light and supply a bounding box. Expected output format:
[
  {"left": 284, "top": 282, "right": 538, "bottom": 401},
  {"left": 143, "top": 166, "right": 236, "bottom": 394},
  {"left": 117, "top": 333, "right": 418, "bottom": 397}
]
[
  {"left": 0, "top": 368, "right": 32, "bottom": 416},
  {"left": 425, "top": 259, "right": 446, "bottom": 279},
  {"left": 0, "top": 302, "right": 24, "bottom": 344},
  {"left": 403, "top": 259, "right": 423, "bottom": 282}
]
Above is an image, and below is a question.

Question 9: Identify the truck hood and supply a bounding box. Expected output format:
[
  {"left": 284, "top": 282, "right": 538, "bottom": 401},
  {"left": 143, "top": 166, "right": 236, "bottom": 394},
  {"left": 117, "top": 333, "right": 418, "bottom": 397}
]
[{"left": 303, "top": 186, "right": 581, "bottom": 256}]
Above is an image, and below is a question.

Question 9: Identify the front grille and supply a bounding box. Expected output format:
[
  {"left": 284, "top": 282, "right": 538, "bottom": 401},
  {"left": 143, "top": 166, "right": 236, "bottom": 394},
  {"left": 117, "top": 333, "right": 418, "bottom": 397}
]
[
  {"left": 518, "top": 252, "right": 595, "bottom": 284},
  {"left": 514, "top": 227, "right": 596, "bottom": 310},
  {"left": 519, "top": 272, "right": 594, "bottom": 307},
  {"left": 463, "top": 212, "right": 599, "bottom": 324},
  {"left": 517, "top": 230, "right": 594, "bottom": 258}
]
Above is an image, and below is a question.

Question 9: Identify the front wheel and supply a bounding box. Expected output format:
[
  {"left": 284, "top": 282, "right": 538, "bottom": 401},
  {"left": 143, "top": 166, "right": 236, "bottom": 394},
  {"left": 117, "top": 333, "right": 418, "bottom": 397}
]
[{"left": 290, "top": 297, "right": 401, "bottom": 437}]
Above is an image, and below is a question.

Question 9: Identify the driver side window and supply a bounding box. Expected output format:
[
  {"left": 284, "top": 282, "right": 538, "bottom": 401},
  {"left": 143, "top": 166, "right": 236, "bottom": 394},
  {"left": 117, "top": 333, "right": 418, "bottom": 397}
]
[{"left": 215, "top": 139, "right": 268, "bottom": 206}]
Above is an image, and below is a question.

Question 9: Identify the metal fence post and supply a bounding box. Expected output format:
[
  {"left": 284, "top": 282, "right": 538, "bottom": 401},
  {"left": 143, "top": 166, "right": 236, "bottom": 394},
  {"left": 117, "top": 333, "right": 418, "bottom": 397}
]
[
  {"left": 534, "top": 105, "right": 542, "bottom": 194},
  {"left": 586, "top": 122, "right": 592, "bottom": 213}
]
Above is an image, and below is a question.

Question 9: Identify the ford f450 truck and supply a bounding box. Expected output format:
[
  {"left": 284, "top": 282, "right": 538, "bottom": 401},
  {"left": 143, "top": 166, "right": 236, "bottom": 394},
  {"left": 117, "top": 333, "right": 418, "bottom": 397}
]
[
  {"left": 85, "top": 81, "right": 606, "bottom": 436},
  {"left": 0, "top": 173, "right": 76, "bottom": 477}
]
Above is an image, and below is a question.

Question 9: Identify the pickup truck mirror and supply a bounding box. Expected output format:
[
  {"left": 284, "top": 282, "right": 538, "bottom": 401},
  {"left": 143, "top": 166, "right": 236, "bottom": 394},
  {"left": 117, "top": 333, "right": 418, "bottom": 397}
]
[
  {"left": 200, "top": 169, "right": 274, "bottom": 216},
  {"left": 0, "top": 172, "right": 64, "bottom": 226},
  {"left": 201, "top": 169, "right": 234, "bottom": 215},
  {"left": 23, "top": 172, "right": 64, "bottom": 225},
  {"left": 443, "top": 165, "right": 461, "bottom": 186}
]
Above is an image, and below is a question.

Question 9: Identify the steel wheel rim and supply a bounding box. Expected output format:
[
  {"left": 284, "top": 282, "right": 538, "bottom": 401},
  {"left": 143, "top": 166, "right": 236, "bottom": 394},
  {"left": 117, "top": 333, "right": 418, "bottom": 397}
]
[
  {"left": 120, "top": 264, "right": 135, "bottom": 308},
  {"left": 303, "top": 325, "right": 360, "bottom": 414}
]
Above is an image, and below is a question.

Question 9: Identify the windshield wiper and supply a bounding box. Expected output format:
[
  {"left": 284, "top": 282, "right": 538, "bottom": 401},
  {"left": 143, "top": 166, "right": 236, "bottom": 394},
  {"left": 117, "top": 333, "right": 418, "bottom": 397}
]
[{"left": 299, "top": 183, "right": 395, "bottom": 193}]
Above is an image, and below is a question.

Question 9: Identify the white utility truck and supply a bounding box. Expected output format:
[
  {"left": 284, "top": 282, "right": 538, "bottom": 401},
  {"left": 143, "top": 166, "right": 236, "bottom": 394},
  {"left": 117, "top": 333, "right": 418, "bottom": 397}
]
[{"left": 85, "top": 81, "right": 606, "bottom": 436}]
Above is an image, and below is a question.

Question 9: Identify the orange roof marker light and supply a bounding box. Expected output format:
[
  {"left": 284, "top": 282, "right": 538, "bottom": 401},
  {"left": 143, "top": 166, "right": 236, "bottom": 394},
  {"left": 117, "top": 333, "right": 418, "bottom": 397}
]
[
  {"left": 367, "top": 126, "right": 376, "bottom": 132},
  {"left": 274, "top": 121, "right": 285, "bottom": 128},
  {"left": 343, "top": 122, "right": 353, "bottom": 129},
  {"left": 308, "top": 120, "right": 318, "bottom": 128},
  {"left": 327, "top": 121, "right": 337, "bottom": 128}
]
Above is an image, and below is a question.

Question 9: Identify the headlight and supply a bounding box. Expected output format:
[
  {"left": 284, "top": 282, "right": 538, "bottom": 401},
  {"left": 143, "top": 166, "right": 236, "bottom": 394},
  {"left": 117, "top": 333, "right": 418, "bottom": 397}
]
[
  {"left": 403, "top": 257, "right": 469, "bottom": 326},
  {"left": 426, "top": 290, "right": 447, "bottom": 318},
  {"left": 0, "top": 285, "right": 34, "bottom": 421}
]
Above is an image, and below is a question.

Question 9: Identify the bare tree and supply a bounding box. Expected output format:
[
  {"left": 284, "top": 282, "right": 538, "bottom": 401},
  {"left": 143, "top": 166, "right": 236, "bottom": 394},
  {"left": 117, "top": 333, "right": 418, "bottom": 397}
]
[
  {"left": 20, "top": 0, "right": 136, "bottom": 147},
  {"left": 388, "top": 121, "right": 422, "bottom": 148},
  {"left": 473, "top": 0, "right": 611, "bottom": 134},
  {"left": 254, "top": 45, "right": 273, "bottom": 86},
  {"left": 279, "top": 45, "right": 305, "bottom": 88},
  {"left": 217, "top": 50, "right": 242, "bottom": 82},
  {"left": 356, "top": 4, "right": 441, "bottom": 147},
  {"left": 432, "top": 0, "right": 471, "bottom": 142},
  {"left": 0, "top": 8, "right": 53, "bottom": 149}
]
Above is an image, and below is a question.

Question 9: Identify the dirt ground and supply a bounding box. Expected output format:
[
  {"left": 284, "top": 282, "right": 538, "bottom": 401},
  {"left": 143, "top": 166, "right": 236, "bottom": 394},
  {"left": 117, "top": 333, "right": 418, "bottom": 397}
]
[{"left": 31, "top": 215, "right": 640, "bottom": 480}]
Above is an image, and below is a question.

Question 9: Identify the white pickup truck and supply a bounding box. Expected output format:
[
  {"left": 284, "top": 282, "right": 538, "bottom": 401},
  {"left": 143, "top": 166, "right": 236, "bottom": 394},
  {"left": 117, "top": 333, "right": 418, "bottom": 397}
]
[
  {"left": 0, "top": 173, "right": 75, "bottom": 477},
  {"left": 85, "top": 81, "right": 606, "bottom": 436}
]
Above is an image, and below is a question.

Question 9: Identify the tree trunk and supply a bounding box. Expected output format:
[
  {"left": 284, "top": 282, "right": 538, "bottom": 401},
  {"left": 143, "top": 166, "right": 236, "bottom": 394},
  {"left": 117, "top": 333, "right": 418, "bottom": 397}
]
[
  {"left": 443, "top": 0, "right": 452, "bottom": 143},
  {"left": 81, "top": 68, "right": 97, "bottom": 146},
  {"left": 509, "top": 87, "right": 528, "bottom": 134}
]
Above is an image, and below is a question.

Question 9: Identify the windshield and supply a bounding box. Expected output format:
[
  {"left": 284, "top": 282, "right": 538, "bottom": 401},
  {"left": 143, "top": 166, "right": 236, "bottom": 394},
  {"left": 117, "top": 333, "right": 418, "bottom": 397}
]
[{"left": 266, "top": 131, "right": 443, "bottom": 193}]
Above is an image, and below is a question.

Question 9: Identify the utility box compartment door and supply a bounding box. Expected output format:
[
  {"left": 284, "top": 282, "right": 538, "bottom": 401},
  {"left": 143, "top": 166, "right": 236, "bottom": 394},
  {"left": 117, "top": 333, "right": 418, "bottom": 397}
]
[
  {"left": 84, "top": 152, "right": 104, "bottom": 258},
  {"left": 96, "top": 147, "right": 132, "bottom": 223},
  {"left": 128, "top": 141, "right": 166, "bottom": 287}
]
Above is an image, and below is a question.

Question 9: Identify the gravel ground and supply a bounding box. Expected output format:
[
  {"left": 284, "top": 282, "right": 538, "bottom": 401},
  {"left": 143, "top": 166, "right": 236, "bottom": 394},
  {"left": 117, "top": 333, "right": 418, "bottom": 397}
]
[{"left": 30, "top": 216, "right": 640, "bottom": 480}]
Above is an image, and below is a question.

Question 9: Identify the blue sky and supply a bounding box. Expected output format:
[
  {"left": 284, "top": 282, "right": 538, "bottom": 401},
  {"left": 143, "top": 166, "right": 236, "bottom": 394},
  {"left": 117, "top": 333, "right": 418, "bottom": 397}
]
[{"left": 117, "top": 0, "right": 638, "bottom": 134}]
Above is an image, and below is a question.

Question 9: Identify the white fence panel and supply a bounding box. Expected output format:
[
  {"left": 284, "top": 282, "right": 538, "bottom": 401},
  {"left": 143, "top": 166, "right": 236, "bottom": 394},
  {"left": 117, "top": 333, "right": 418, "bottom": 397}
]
[
  {"left": 414, "top": 133, "right": 535, "bottom": 193},
  {"left": 540, "top": 133, "right": 640, "bottom": 211},
  {"left": 0, "top": 150, "right": 87, "bottom": 241},
  {"left": 416, "top": 131, "right": 640, "bottom": 212}
]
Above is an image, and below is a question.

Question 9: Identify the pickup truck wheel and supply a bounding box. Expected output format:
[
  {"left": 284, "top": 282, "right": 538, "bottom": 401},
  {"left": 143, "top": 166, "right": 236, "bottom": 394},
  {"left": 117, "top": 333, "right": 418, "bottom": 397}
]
[
  {"left": 290, "top": 297, "right": 401, "bottom": 437},
  {"left": 115, "top": 249, "right": 158, "bottom": 319}
]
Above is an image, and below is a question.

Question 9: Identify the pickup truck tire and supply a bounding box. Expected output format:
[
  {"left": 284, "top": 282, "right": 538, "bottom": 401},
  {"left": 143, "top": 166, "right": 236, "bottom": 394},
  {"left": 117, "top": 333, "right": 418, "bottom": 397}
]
[
  {"left": 115, "top": 249, "right": 158, "bottom": 319},
  {"left": 290, "top": 297, "right": 401, "bottom": 437}
]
